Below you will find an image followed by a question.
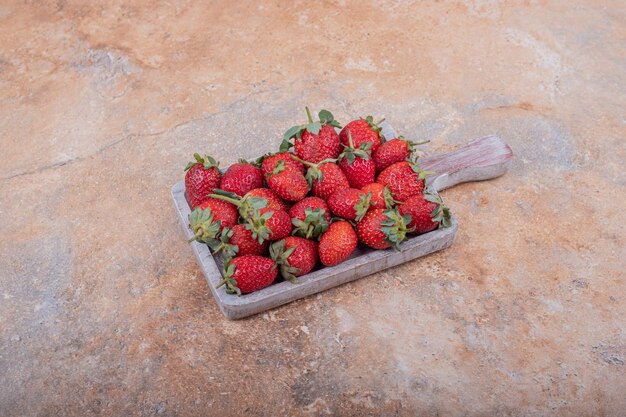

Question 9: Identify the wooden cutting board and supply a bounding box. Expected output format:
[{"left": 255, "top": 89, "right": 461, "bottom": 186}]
[{"left": 171, "top": 128, "right": 512, "bottom": 319}]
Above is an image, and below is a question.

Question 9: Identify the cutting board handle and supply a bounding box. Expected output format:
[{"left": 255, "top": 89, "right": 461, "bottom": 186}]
[{"left": 419, "top": 135, "right": 513, "bottom": 192}]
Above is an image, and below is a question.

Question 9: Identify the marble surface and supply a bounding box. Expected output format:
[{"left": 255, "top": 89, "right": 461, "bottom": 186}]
[{"left": 0, "top": 1, "right": 624, "bottom": 416}]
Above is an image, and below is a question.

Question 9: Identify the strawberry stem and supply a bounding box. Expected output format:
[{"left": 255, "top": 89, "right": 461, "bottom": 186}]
[
  {"left": 290, "top": 154, "right": 317, "bottom": 168},
  {"left": 305, "top": 106, "right": 313, "bottom": 124},
  {"left": 187, "top": 230, "right": 203, "bottom": 243},
  {"left": 209, "top": 193, "right": 241, "bottom": 206},
  {"left": 211, "top": 241, "right": 225, "bottom": 254},
  {"left": 348, "top": 130, "right": 355, "bottom": 149}
]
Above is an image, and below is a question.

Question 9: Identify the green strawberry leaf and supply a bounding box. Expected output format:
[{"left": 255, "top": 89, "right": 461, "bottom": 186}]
[
  {"left": 279, "top": 139, "right": 293, "bottom": 152},
  {"left": 216, "top": 262, "right": 241, "bottom": 295},
  {"left": 382, "top": 186, "right": 395, "bottom": 209},
  {"left": 272, "top": 160, "right": 287, "bottom": 176},
  {"left": 283, "top": 125, "right": 303, "bottom": 142},
  {"left": 318, "top": 109, "right": 333, "bottom": 123},
  {"left": 306, "top": 122, "right": 322, "bottom": 135},
  {"left": 248, "top": 197, "right": 268, "bottom": 210},
  {"left": 354, "top": 192, "right": 372, "bottom": 222},
  {"left": 424, "top": 194, "right": 441, "bottom": 204}
]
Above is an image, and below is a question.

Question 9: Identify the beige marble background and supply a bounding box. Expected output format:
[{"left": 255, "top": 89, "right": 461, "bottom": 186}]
[{"left": 0, "top": 1, "right": 624, "bottom": 416}]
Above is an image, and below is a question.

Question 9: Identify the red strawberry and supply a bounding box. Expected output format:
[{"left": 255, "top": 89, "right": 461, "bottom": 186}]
[
  {"left": 356, "top": 208, "right": 412, "bottom": 250},
  {"left": 266, "top": 160, "right": 310, "bottom": 202},
  {"left": 398, "top": 193, "right": 451, "bottom": 234},
  {"left": 184, "top": 153, "right": 221, "bottom": 208},
  {"left": 361, "top": 183, "right": 395, "bottom": 210},
  {"left": 327, "top": 188, "right": 372, "bottom": 221},
  {"left": 270, "top": 237, "right": 318, "bottom": 282},
  {"left": 373, "top": 138, "right": 410, "bottom": 173},
  {"left": 292, "top": 156, "right": 350, "bottom": 200},
  {"left": 372, "top": 137, "right": 418, "bottom": 173},
  {"left": 246, "top": 208, "right": 292, "bottom": 243},
  {"left": 246, "top": 188, "right": 290, "bottom": 212},
  {"left": 338, "top": 130, "right": 376, "bottom": 189},
  {"left": 196, "top": 198, "right": 238, "bottom": 230},
  {"left": 318, "top": 221, "right": 358, "bottom": 266},
  {"left": 289, "top": 197, "right": 330, "bottom": 239},
  {"left": 217, "top": 256, "right": 278, "bottom": 294},
  {"left": 258, "top": 152, "right": 305, "bottom": 178},
  {"left": 281, "top": 108, "right": 342, "bottom": 163},
  {"left": 339, "top": 116, "right": 384, "bottom": 153},
  {"left": 219, "top": 160, "right": 263, "bottom": 197},
  {"left": 376, "top": 161, "right": 431, "bottom": 203},
  {"left": 229, "top": 224, "right": 270, "bottom": 255},
  {"left": 207, "top": 224, "right": 269, "bottom": 259}
]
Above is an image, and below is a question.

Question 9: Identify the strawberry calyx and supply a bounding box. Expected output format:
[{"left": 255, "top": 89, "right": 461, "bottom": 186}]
[
  {"left": 363, "top": 115, "right": 386, "bottom": 140},
  {"left": 216, "top": 261, "right": 241, "bottom": 295},
  {"left": 185, "top": 153, "right": 219, "bottom": 171},
  {"left": 407, "top": 159, "right": 435, "bottom": 180},
  {"left": 354, "top": 192, "right": 373, "bottom": 222},
  {"left": 188, "top": 207, "right": 222, "bottom": 243},
  {"left": 424, "top": 193, "right": 452, "bottom": 228},
  {"left": 290, "top": 155, "right": 336, "bottom": 187},
  {"left": 280, "top": 107, "right": 342, "bottom": 151},
  {"left": 269, "top": 239, "right": 300, "bottom": 283},
  {"left": 291, "top": 207, "right": 329, "bottom": 239},
  {"left": 397, "top": 136, "right": 430, "bottom": 158},
  {"left": 209, "top": 189, "right": 267, "bottom": 220},
  {"left": 253, "top": 153, "right": 268, "bottom": 167},
  {"left": 271, "top": 160, "right": 287, "bottom": 176},
  {"left": 382, "top": 185, "right": 395, "bottom": 209},
  {"left": 206, "top": 227, "right": 239, "bottom": 260},
  {"left": 339, "top": 131, "right": 372, "bottom": 165},
  {"left": 380, "top": 208, "right": 413, "bottom": 250},
  {"left": 245, "top": 209, "right": 275, "bottom": 244}
]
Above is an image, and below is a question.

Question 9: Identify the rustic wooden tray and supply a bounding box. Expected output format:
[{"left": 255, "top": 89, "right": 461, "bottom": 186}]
[{"left": 171, "top": 126, "right": 512, "bottom": 319}]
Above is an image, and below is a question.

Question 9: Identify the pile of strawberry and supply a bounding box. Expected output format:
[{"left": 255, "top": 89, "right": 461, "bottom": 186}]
[{"left": 184, "top": 108, "right": 451, "bottom": 295}]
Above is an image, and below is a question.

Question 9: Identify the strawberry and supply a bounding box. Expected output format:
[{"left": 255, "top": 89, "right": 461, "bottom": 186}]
[
  {"left": 338, "top": 131, "right": 376, "bottom": 189},
  {"left": 207, "top": 224, "right": 269, "bottom": 259},
  {"left": 184, "top": 153, "right": 221, "bottom": 208},
  {"left": 281, "top": 108, "right": 342, "bottom": 163},
  {"left": 376, "top": 161, "right": 432, "bottom": 203},
  {"left": 217, "top": 256, "right": 278, "bottom": 294},
  {"left": 327, "top": 188, "right": 372, "bottom": 222},
  {"left": 209, "top": 189, "right": 268, "bottom": 221},
  {"left": 194, "top": 198, "right": 238, "bottom": 231},
  {"left": 356, "top": 208, "right": 412, "bottom": 250},
  {"left": 373, "top": 137, "right": 428, "bottom": 173},
  {"left": 270, "top": 237, "right": 318, "bottom": 282},
  {"left": 266, "top": 160, "right": 310, "bottom": 202},
  {"left": 398, "top": 193, "right": 451, "bottom": 234},
  {"left": 219, "top": 160, "right": 263, "bottom": 197},
  {"left": 339, "top": 116, "right": 384, "bottom": 153},
  {"left": 246, "top": 208, "right": 292, "bottom": 243},
  {"left": 361, "top": 183, "right": 395, "bottom": 210},
  {"left": 318, "top": 221, "right": 358, "bottom": 266},
  {"left": 245, "top": 188, "right": 290, "bottom": 212},
  {"left": 258, "top": 151, "right": 305, "bottom": 179},
  {"left": 289, "top": 197, "right": 330, "bottom": 239},
  {"left": 291, "top": 156, "right": 350, "bottom": 200}
]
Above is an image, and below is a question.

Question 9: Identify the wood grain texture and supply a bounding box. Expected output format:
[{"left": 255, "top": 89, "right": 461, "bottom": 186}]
[
  {"left": 422, "top": 135, "right": 513, "bottom": 192},
  {"left": 171, "top": 132, "right": 512, "bottom": 319}
]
